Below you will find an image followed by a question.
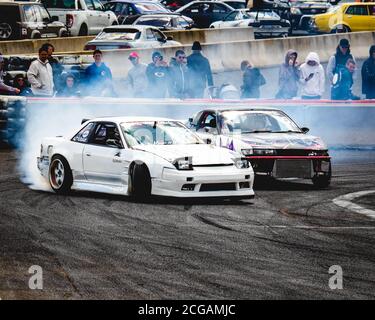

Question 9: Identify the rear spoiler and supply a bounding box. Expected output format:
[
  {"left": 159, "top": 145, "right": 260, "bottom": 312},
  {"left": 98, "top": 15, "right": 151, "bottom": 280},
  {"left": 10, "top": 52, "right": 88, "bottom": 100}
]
[{"left": 81, "top": 119, "right": 90, "bottom": 125}]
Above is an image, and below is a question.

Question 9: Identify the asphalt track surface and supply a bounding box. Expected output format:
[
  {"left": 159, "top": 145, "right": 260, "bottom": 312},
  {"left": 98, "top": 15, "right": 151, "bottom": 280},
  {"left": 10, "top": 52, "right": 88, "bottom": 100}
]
[{"left": 0, "top": 148, "right": 375, "bottom": 300}]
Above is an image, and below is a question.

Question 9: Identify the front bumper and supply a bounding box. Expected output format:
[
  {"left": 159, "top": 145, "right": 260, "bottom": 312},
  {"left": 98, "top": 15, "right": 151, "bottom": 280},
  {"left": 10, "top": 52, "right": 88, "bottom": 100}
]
[
  {"left": 152, "top": 165, "right": 255, "bottom": 198},
  {"left": 246, "top": 156, "right": 331, "bottom": 179}
]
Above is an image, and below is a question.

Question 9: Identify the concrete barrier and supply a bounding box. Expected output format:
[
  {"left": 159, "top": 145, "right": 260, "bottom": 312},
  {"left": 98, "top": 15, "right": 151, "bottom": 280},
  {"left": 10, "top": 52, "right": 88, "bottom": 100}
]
[{"left": 0, "top": 27, "right": 254, "bottom": 55}]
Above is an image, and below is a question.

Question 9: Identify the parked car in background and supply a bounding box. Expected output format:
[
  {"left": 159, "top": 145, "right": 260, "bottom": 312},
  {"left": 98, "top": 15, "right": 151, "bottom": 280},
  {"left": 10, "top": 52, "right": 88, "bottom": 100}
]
[
  {"left": 104, "top": 0, "right": 170, "bottom": 23},
  {"left": 83, "top": 25, "right": 181, "bottom": 50},
  {"left": 37, "top": 117, "right": 255, "bottom": 199},
  {"left": 210, "top": 9, "right": 291, "bottom": 38},
  {"left": 41, "top": 0, "right": 118, "bottom": 36},
  {"left": 130, "top": 13, "right": 195, "bottom": 29},
  {"left": 310, "top": 1, "right": 375, "bottom": 33},
  {"left": 289, "top": 0, "right": 332, "bottom": 30},
  {"left": 175, "top": 0, "right": 235, "bottom": 28},
  {"left": 0, "top": 1, "right": 68, "bottom": 40},
  {"left": 188, "top": 108, "right": 332, "bottom": 188}
]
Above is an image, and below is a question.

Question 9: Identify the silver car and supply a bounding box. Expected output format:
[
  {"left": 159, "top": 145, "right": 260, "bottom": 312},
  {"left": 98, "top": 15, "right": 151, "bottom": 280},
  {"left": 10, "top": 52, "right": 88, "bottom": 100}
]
[{"left": 84, "top": 25, "right": 181, "bottom": 50}]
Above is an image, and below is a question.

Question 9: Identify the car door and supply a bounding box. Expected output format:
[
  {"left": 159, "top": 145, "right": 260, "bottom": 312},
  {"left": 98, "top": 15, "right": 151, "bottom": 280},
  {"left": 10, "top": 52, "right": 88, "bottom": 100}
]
[
  {"left": 343, "top": 4, "right": 369, "bottom": 31},
  {"left": 83, "top": 122, "right": 127, "bottom": 185},
  {"left": 92, "top": 0, "right": 111, "bottom": 28},
  {"left": 181, "top": 3, "right": 204, "bottom": 27},
  {"left": 84, "top": 0, "right": 101, "bottom": 34},
  {"left": 36, "top": 5, "right": 59, "bottom": 37}
]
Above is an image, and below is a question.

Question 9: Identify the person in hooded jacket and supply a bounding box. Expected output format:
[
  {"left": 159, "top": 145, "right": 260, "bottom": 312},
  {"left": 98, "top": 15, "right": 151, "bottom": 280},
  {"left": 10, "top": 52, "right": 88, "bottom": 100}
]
[
  {"left": 361, "top": 45, "right": 375, "bottom": 99},
  {"left": 169, "top": 50, "right": 190, "bottom": 99},
  {"left": 275, "top": 49, "right": 300, "bottom": 99},
  {"left": 299, "top": 52, "right": 325, "bottom": 99},
  {"left": 240, "top": 60, "right": 266, "bottom": 99},
  {"left": 146, "top": 51, "right": 170, "bottom": 98},
  {"left": 327, "top": 39, "right": 356, "bottom": 100}
]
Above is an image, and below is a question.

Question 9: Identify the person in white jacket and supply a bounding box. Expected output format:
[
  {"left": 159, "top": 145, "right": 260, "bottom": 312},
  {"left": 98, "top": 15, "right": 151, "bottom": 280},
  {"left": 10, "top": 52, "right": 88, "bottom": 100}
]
[
  {"left": 299, "top": 52, "right": 325, "bottom": 99},
  {"left": 27, "top": 47, "right": 54, "bottom": 96}
]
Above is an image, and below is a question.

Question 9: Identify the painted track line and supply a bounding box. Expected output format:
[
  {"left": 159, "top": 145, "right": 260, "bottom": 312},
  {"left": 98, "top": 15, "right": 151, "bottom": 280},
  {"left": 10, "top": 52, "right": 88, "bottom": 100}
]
[{"left": 333, "top": 190, "right": 375, "bottom": 218}]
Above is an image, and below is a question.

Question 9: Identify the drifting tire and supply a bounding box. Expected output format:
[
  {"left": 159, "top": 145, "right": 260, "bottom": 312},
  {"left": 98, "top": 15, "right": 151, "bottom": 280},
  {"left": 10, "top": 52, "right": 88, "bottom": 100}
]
[
  {"left": 128, "top": 163, "right": 151, "bottom": 200},
  {"left": 0, "top": 22, "right": 13, "bottom": 40},
  {"left": 49, "top": 155, "right": 73, "bottom": 194}
]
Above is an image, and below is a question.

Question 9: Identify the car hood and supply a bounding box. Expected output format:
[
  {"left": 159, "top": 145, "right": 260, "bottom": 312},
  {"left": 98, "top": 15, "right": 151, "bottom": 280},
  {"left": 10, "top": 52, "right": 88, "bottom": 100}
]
[
  {"left": 133, "top": 144, "right": 239, "bottom": 165},
  {"left": 237, "top": 132, "right": 327, "bottom": 150}
]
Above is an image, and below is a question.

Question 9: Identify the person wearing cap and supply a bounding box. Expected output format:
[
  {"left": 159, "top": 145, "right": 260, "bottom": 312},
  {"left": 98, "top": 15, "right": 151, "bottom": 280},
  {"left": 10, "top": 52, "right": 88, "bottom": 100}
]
[
  {"left": 126, "top": 51, "right": 148, "bottom": 98},
  {"left": 84, "top": 49, "right": 114, "bottom": 96},
  {"left": 146, "top": 51, "right": 170, "bottom": 98},
  {"left": 326, "top": 39, "right": 356, "bottom": 100},
  {"left": 0, "top": 53, "right": 20, "bottom": 95},
  {"left": 187, "top": 41, "right": 214, "bottom": 98},
  {"left": 27, "top": 47, "right": 54, "bottom": 96}
]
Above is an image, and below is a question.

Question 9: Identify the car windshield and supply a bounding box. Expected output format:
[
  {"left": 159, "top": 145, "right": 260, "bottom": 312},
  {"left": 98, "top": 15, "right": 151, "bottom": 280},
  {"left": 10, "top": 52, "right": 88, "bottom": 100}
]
[
  {"left": 134, "top": 3, "right": 169, "bottom": 13},
  {"left": 96, "top": 29, "right": 141, "bottom": 40},
  {"left": 121, "top": 121, "right": 203, "bottom": 146},
  {"left": 220, "top": 111, "right": 301, "bottom": 133}
]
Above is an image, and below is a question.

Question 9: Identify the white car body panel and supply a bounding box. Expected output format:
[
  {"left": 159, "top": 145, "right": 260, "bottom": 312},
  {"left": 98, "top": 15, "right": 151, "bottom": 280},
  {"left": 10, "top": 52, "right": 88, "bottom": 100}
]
[{"left": 37, "top": 117, "right": 255, "bottom": 199}]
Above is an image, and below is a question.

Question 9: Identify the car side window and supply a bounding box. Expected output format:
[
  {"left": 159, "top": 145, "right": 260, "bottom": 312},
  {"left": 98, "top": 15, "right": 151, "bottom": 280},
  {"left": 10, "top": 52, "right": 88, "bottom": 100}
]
[
  {"left": 37, "top": 5, "right": 50, "bottom": 21},
  {"left": 92, "top": 0, "right": 104, "bottom": 11},
  {"left": 369, "top": 5, "right": 375, "bottom": 16},
  {"left": 225, "top": 11, "right": 237, "bottom": 21},
  {"left": 199, "top": 112, "right": 217, "bottom": 129},
  {"left": 72, "top": 122, "right": 95, "bottom": 143},
  {"left": 90, "top": 123, "right": 123, "bottom": 148},
  {"left": 23, "top": 5, "right": 37, "bottom": 23},
  {"left": 84, "top": 0, "right": 94, "bottom": 10},
  {"left": 212, "top": 3, "right": 229, "bottom": 14},
  {"left": 152, "top": 29, "right": 165, "bottom": 41},
  {"left": 345, "top": 5, "right": 368, "bottom": 15},
  {"left": 145, "top": 28, "right": 156, "bottom": 40},
  {"left": 177, "top": 17, "right": 190, "bottom": 28},
  {"left": 186, "top": 4, "right": 200, "bottom": 14},
  {"left": 120, "top": 4, "right": 130, "bottom": 15}
]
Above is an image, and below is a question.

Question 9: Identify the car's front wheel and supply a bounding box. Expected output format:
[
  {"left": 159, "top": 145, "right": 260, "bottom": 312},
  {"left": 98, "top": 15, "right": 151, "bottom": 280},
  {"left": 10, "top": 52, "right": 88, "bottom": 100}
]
[
  {"left": 128, "top": 163, "right": 151, "bottom": 200},
  {"left": 49, "top": 155, "right": 73, "bottom": 194}
]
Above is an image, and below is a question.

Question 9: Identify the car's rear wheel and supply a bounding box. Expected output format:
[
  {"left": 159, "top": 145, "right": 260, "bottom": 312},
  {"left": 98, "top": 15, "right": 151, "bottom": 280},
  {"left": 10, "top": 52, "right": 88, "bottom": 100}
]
[
  {"left": 331, "top": 25, "right": 351, "bottom": 33},
  {"left": 78, "top": 24, "right": 88, "bottom": 36},
  {"left": 128, "top": 163, "right": 151, "bottom": 200},
  {"left": 49, "top": 155, "right": 73, "bottom": 194}
]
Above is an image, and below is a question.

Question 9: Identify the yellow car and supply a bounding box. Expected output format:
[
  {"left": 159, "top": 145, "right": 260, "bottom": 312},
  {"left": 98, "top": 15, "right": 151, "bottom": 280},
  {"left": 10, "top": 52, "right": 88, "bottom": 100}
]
[{"left": 311, "top": 2, "right": 375, "bottom": 33}]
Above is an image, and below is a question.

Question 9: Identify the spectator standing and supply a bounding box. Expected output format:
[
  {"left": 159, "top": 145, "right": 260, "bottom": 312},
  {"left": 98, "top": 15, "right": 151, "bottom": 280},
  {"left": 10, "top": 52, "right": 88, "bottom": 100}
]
[
  {"left": 85, "top": 50, "right": 114, "bottom": 96},
  {"left": 331, "top": 59, "right": 359, "bottom": 100},
  {"left": 41, "top": 43, "right": 63, "bottom": 91},
  {"left": 27, "top": 47, "right": 54, "bottom": 96},
  {"left": 299, "top": 52, "right": 325, "bottom": 99},
  {"left": 56, "top": 74, "right": 80, "bottom": 97},
  {"left": 240, "top": 60, "right": 266, "bottom": 99},
  {"left": 169, "top": 50, "right": 190, "bottom": 99},
  {"left": 327, "top": 39, "right": 355, "bottom": 99},
  {"left": 361, "top": 45, "right": 375, "bottom": 99},
  {"left": 275, "top": 50, "right": 300, "bottom": 99},
  {"left": 0, "top": 54, "right": 20, "bottom": 95},
  {"left": 126, "top": 52, "right": 148, "bottom": 97},
  {"left": 146, "top": 51, "right": 169, "bottom": 98},
  {"left": 187, "top": 41, "right": 214, "bottom": 98}
]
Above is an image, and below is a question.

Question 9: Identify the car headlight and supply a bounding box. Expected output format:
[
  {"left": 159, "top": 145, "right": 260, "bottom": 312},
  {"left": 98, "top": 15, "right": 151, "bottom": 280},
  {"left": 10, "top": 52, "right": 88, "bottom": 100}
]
[
  {"left": 291, "top": 7, "right": 302, "bottom": 15},
  {"left": 234, "top": 158, "right": 250, "bottom": 169},
  {"left": 253, "top": 149, "right": 276, "bottom": 155},
  {"left": 241, "top": 148, "right": 253, "bottom": 156},
  {"left": 173, "top": 157, "right": 193, "bottom": 170}
]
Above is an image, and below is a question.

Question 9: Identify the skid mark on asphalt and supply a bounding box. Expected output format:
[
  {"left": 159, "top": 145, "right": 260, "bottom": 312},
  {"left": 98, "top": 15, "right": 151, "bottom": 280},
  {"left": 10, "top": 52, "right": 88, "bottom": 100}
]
[{"left": 333, "top": 190, "right": 375, "bottom": 218}]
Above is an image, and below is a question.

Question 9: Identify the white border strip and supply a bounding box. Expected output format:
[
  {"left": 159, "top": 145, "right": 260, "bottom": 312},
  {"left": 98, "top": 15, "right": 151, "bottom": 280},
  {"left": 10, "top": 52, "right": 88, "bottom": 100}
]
[{"left": 333, "top": 190, "right": 375, "bottom": 218}]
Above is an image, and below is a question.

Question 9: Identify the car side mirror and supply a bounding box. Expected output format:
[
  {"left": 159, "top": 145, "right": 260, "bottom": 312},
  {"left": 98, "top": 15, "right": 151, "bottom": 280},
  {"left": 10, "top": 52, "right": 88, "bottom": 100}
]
[
  {"left": 301, "top": 127, "right": 309, "bottom": 134},
  {"left": 43, "top": 17, "right": 50, "bottom": 24},
  {"left": 106, "top": 139, "right": 122, "bottom": 148},
  {"left": 51, "top": 16, "right": 59, "bottom": 22},
  {"left": 206, "top": 138, "right": 212, "bottom": 145}
]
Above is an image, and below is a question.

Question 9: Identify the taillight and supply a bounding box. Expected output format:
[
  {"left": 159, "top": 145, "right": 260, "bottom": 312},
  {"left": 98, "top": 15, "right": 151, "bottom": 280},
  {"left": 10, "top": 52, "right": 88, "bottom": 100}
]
[
  {"left": 66, "top": 14, "right": 74, "bottom": 28},
  {"left": 84, "top": 44, "right": 96, "bottom": 50}
]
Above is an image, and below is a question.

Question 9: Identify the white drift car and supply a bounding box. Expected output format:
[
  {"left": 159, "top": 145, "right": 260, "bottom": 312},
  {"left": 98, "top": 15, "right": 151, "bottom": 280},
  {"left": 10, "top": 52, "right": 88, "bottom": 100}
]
[{"left": 37, "top": 117, "right": 255, "bottom": 199}]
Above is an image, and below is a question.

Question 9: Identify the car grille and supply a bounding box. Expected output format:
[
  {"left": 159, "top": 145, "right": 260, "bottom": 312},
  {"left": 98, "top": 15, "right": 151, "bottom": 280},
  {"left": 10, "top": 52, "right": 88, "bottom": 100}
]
[
  {"left": 275, "top": 149, "right": 328, "bottom": 156},
  {"left": 274, "top": 160, "right": 312, "bottom": 178},
  {"left": 200, "top": 183, "right": 237, "bottom": 192},
  {"left": 300, "top": 8, "right": 327, "bottom": 15}
]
